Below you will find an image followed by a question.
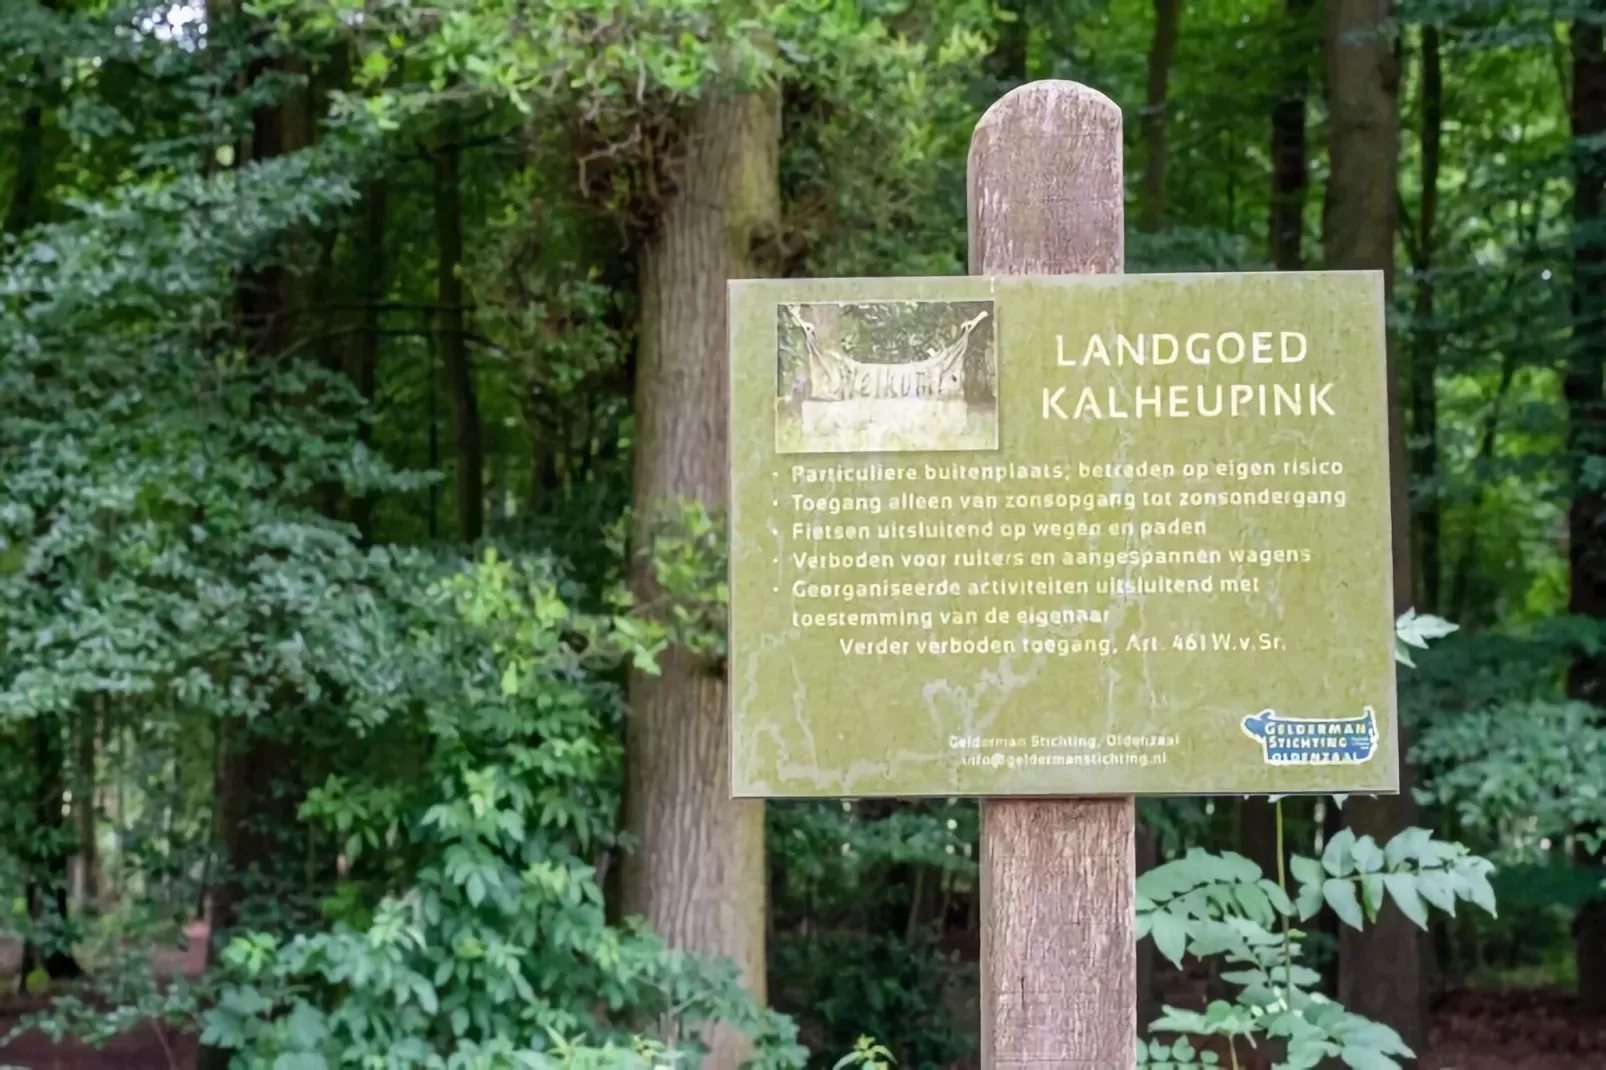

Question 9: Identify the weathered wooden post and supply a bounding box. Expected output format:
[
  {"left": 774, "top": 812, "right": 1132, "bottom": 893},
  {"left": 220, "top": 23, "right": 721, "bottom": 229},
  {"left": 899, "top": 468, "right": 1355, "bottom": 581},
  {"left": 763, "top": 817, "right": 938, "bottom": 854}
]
[
  {"left": 968, "top": 81, "right": 1135, "bottom": 1068},
  {"left": 727, "top": 75, "right": 1396, "bottom": 1070}
]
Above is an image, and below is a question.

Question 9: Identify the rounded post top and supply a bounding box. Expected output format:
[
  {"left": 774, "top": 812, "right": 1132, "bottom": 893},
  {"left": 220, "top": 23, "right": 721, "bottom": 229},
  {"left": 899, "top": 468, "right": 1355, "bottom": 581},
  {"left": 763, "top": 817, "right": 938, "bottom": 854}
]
[
  {"left": 966, "top": 79, "right": 1125, "bottom": 276},
  {"left": 971, "top": 79, "right": 1122, "bottom": 141}
]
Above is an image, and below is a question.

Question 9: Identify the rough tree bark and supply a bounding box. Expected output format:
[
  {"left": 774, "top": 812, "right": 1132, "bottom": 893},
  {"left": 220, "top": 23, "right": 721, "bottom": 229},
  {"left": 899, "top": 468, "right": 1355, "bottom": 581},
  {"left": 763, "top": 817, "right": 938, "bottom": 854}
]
[
  {"left": 1568, "top": 2, "right": 1606, "bottom": 1015},
  {"left": 620, "top": 87, "right": 780, "bottom": 1068},
  {"left": 1410, "top": 26, "right": 1444, "bottom": 614},
  {"left": 435, "top": 111, "right": 484, "bottom": 543},
  {"left": 1142, "top": 0, "right": 1185, "bottom": 231},
  {"left": 1324, "top": 0, "right": 1426, "bottom": 1054}
]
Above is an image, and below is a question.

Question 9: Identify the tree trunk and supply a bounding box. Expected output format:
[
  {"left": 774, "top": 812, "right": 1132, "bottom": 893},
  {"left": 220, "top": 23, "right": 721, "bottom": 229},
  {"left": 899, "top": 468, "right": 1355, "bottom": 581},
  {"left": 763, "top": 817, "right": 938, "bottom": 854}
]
[
  {"left": 1142, "top": 0, "right": 1184, "bottom": 231},
  {"left": 196, "top": 30, "right": 311, "bottom": 1070},
  {"left": 73, "top": 702, "right": 100, "bottom": 909},
  {"left": 2, "top": 0, "right": 59, "bottom": 236},
  {"left": 620, "top": 88, "right": 780, "bottom": 1068},
  {"left": 435, "top": 111, "right": 484, "bottom": 543},
  {"left": 19, "top": 712, "right": 82, "bottom": 986},
  {"left": 1569, "top": 3, "right": 1606, "bottom": 1014},
  {"left": 1247, "top": 0, "right": 1317, "bottom": 876},
  {"left": 4, "top": 101, "right": 49, "bottom": 237},
  {"left": 1135, "top": 822, "right": 1160, "bottom": 1034},
  {"left": 985, "top": 0, "right": 1029, "bottom": 90},
  {"left": 1268, "top": 0, "right": 1312, "bottom": 270},
  {"left": 1411, "top": 26, "right": 1444, "bottom": 613},
  {"left": 1324, "top": 0, "right": 1425, "bottom": 1055}
]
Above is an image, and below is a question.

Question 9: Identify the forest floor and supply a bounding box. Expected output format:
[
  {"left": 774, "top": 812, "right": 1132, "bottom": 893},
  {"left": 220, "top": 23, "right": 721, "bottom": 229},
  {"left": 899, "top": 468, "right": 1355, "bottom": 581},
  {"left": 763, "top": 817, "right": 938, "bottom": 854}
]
[{"left": 0, "top": 926, "right": 1598, "bottom": 1068}]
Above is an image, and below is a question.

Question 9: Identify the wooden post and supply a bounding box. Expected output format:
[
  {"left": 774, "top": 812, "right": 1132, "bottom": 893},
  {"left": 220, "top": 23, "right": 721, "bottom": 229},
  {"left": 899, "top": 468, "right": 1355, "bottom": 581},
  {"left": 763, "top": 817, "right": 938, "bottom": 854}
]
[{"left": 968, "top": 81, "right": 1136, "bottom": 1068}]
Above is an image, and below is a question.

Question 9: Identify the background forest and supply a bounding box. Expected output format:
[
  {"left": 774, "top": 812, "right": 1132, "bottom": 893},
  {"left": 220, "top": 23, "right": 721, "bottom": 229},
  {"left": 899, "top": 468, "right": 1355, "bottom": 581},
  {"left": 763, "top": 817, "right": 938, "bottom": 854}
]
[{"left": 0, "top": 0, "right": 1602, "bottom": 1067}]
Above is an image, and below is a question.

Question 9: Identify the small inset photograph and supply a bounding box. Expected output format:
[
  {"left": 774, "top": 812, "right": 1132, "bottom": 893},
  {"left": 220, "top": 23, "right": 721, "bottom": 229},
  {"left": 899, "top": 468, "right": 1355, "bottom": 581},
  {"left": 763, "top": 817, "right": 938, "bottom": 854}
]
[{"left": 774, "top": 299, "right": 999, "bottom": 454}]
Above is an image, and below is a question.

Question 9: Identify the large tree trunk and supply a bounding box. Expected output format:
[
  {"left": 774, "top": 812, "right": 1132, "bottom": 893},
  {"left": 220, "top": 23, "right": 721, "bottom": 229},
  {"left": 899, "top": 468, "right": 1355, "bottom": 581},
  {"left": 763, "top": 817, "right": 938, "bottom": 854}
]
[
  {"left": 620, "top": 89, "right": 779, "bottom": 1067},
  {"left": 1324, "top": 0, "right": 1426, "bottom": 1056},
  {"left": 1411, "top": 26, "right": 1444, "bottom": 613},
  {"left": 435, "top": 112, "right": 484, "bottom": 543},
  {"left": 196, "top": 30, "right": 311, "bottom": 1070},
  {"left": 1569, "top": 3, "right": 1606, "bottom": 1015},
  {"left": 1142, "top": 0, "right": 1185, "bottom": 231}
]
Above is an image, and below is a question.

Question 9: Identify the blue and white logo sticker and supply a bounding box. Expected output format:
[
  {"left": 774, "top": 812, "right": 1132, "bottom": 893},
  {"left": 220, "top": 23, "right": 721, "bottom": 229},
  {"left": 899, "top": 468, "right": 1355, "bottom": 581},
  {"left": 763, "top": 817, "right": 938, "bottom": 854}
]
[{"left": 1240, "top": 707, "right": 1378, "bottom": 765}]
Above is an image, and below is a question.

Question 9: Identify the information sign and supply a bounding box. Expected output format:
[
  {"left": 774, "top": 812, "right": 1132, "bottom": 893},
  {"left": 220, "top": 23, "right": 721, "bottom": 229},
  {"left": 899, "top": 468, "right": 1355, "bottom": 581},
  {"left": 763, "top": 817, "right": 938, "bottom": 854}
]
[{"left": 728, "top": 272, "right": 1397, "bottom": 797}]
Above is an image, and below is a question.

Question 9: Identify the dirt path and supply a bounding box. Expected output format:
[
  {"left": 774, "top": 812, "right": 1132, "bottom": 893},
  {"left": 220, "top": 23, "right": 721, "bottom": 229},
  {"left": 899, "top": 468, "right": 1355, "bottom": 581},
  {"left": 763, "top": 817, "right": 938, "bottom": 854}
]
[
  {"left": 1426, "top": 988, "right": 1606, "bottom": 1069},
  {"left": 0, "top": 922, "right": 207, "bottom": 1070},
  {"left": 0, "top": 976, "right": 1599, "bottom": 1067}
]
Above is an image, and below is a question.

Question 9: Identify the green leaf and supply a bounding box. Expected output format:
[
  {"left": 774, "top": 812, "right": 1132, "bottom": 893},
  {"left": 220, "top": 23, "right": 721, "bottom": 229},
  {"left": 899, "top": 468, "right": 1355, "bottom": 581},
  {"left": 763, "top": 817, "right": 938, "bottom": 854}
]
[
  {"left": 1323, "top": 828, "right": 1357, "bottom": 877},
  {"left": 274, "top": 1056, "right": 330, "bottom": 1070},
  {"left": 1360, "top": 874, "right": 1386, "bottom": 920},
  {"left": 1461, "top": 868, "right": 1499, "bottom": 917},
  {"left": 1290, "top": 854, "right": 1324, "bottom": 887},
  {"left": 1416, "top": 871, "right": 1457, "bottom": 916},
  {"left": 1323, "top": 878, "right": 1364, "bottom": 929},
  {"left": 1383, "top": 827, "right": 1434, "bottom": 868},
  {"left": 1150, "top": 910, "right": 1190, "bottom": 969},
  {"left": 1296, "top": 877, "right": 1325, "bottom": 921},
  {"left": 1382, "top": 873, "right": 1429, "bottom": 930},
  {"left": 1339, "top": 1046, "right": 1402, "bottom": 1070}
]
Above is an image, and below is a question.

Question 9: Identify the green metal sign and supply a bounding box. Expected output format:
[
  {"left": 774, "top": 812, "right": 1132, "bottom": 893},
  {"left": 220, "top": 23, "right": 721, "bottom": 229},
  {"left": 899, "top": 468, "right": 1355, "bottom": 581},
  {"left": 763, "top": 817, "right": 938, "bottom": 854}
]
[{"left": 728, "top": 272, "right": 1397, "bottom": 797}]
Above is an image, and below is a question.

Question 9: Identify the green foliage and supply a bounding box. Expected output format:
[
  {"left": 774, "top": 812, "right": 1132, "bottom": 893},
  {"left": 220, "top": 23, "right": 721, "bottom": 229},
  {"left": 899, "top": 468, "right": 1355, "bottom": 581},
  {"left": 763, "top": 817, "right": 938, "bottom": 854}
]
[
  {"left": 1415, "top": 699, "right": 1606, "bottom": 856},
  {"left": 607, "top": 500, "right": 730, "bottom": 667},
  {"left": 1138, "top": 826, "right": 1495, "bottom": 1069},
  {"left": 832, "top": 1036, "right": 895, "bottom": 1070},
  {"left": 767, "top": 799, "right": 976, "bottom": 1067},
  {"left": 1137, "top": 619, "right": 1489, "bottom": 1070}
]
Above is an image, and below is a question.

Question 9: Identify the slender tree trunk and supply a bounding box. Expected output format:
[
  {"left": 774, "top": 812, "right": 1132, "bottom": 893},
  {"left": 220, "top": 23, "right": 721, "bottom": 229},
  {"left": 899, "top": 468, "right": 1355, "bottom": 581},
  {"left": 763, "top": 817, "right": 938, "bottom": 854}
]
[
  {"left": 1447, "top": 353, "right": 1517, "bottom": 625},
  {"left": 1143, "top": 0, "right": 1185, "bottom": 231},
  {"left": 1268, "top": 0, "right": 1313, "bottom": 270},
  {"left": 620, "top": 88, "right": 780, "bottom": 1068},
  {"left": 1135, "top": 822, "right": 1160, "bottom": 1033},
  {"left": 1411, "top": 26, "right": 1444, "bottom": 613},
  {"left": 435, "top": 112, "right": 484, "bottom": 543},
  {"left": 3, "top": 0, "right": 59, "bottom": 236},
  {"left": 985, "top": 0, "right": 1029, "bottom": 89},
  {"left": 1324, "top": 0, "right": 1426, "bottom": 1055},
  {"left": 350, "top": 180, "right": 388, "bottom": 544},
  {"left": 19, "top": 712, "right": 82, "bottom": 986},
  {"left": 73, "top": 703, "right": 100, "bottom": 909},
  {"left": 5, "top": 102, "right": 49, "bottom": 237},
  {"left": 1569, "top": 3, "right": 1606, "bottom": 1014},
  {"left": 10, "top": 0, "right": 78, "bottom": 986},
  {"left": 1246, "top": 0, "right": 1317, "bottom": 885}
]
